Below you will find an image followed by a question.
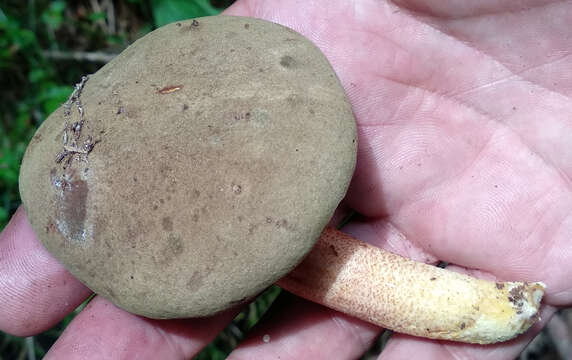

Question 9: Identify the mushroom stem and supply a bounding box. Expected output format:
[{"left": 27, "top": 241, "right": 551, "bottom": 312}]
[{"left": 277, "top": 227, "right": 545, "bottom": 344}]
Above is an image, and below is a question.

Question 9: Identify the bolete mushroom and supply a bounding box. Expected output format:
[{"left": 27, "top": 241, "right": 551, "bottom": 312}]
[{"left": 19, "top": 16, "right": 545, "bottom": 345}]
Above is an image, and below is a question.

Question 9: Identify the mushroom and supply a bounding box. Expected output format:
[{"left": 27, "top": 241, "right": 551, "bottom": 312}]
[{"left": 18, "top": 16, "right": 544, "bottom": 345}]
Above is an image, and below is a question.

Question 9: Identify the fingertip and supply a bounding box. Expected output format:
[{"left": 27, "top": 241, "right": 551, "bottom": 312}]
[
  {"left": 229, "top": 293, "right": 380, "bottom": 360},
  {"left": 0, "top": 206, "right": 92, "bottom": 336},
  {"left": 45, "top": 296, "right": 237, "bottom": 360}
]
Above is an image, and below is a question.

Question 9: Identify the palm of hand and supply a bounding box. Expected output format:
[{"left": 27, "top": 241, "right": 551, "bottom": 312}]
[
  {"left": 1, "top": 1, "right": 571, "bottom": 359},
  {"left": 224, "top": 1, "right": 572, "bottom": 358}
]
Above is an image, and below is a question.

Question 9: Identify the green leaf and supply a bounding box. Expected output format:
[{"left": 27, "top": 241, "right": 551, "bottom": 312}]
[
  {"left": 0, "top": 140, "right": 21, "bottom": 187},
  {"left": 29, "top": 68, "right": 48, "bottom": 83},
  {"left": 0, "top": 7, "right": 8, "bottom": 23},
  {"left": 150, "top": 0, "right": 221, "bottom": 27},
  {"left": 88, "top": 11, "right": 107, "bottom": 22},
  {"left": 10, "top": 28, "right": 36, "bottom": 49},
  {"left": 195, "top": 343, "right": 227, "bottom": 360},
  {"left": 0, "top": 206, "right": 8, "bottom": 226},
  {"left": 37, "top": 84, "right": 72, "bottom": 114},
  {"left": 105, "top": 34, "right": 124, "bottom": 45},
  {"left": 50, "top": 0, "right": 66, "bottom": 13},
  {"left": 136, "top": 24, "right": 153, "bottom": 38},
  {"left": 42, "top": 0, "right": 67, "bottom": 29},
  {"left": 42, "top": 12, "right": 62, "bottom": 29}
]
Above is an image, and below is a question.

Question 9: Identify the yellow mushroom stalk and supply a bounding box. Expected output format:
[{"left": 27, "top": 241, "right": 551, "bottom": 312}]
[{"left": 278, "top": 227, "right": 546, "bottom": 344}]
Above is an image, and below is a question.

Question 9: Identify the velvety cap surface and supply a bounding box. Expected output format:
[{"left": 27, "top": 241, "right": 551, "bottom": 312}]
[{"left": 19, "top": 15, "right": 357, "bottom": 318}]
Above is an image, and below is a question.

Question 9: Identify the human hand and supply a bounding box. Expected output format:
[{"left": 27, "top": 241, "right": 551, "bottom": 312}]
[
  {"left": 2, "top": 0, "right": 572, "bottom": 359},
  {"left": 223, "top": 1, "right": 572, "bottom": 358}
]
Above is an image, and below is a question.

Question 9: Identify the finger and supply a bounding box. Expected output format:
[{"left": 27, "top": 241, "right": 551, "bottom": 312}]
[
  {"left": 378, "top": 305, "right": 556, "bottom": 360},
  {"left": 45, "top": 296, "right": 237, "bottom": 360},
  {"left": 227, "top": 219, "right": 414, "bottom": 360},
  {"left": 0, "top": 207, "right": 92, "bottom": 336},
  {"left": 227, "top": 292, "right": 380, "bottom": 360}
]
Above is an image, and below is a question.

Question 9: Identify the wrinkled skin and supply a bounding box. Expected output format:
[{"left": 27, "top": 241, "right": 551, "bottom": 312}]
[{"left": 2, "top": 0, "right": 572, "bottom": 358}]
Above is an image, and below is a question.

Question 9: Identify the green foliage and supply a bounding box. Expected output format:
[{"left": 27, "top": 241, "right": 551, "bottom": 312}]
[
  {"left": 194, "top": 286, "right": 282, "bottom": 359},
  {"left": 0, "top": 2, "right": 74, "bottom": 228},
  {"left": 41, "top": 0, "right": 66, "bottom": 30},
  {"left": 151, "top": 0, "right": 221, "bottom": 26},
  {"left": 0, "top": 332, "right": 28, "bottom": 360}
]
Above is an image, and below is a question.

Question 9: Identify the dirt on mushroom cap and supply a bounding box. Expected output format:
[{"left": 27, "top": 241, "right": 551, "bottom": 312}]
[{"left": 18, "top": 16, "right": 357, "bottom": 318}]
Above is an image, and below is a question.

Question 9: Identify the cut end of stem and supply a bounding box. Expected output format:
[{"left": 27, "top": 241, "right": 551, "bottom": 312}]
[{"left": 450, "top": 281, "right": 546, "bottom": 344}]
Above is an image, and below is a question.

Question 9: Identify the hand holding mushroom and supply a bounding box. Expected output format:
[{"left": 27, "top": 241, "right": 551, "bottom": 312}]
[{"left": 3, "top": 0, "right": 572, "bottom": 359}]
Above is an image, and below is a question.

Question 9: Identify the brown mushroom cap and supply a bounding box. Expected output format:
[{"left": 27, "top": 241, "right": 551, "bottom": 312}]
[{"left": 19, "top": 16, "right": 357, "bottom": 318}]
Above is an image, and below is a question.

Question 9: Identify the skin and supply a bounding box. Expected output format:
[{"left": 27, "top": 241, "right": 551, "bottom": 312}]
[{"left": 1, "top": 0, "right": 572, "bottom": 358}]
